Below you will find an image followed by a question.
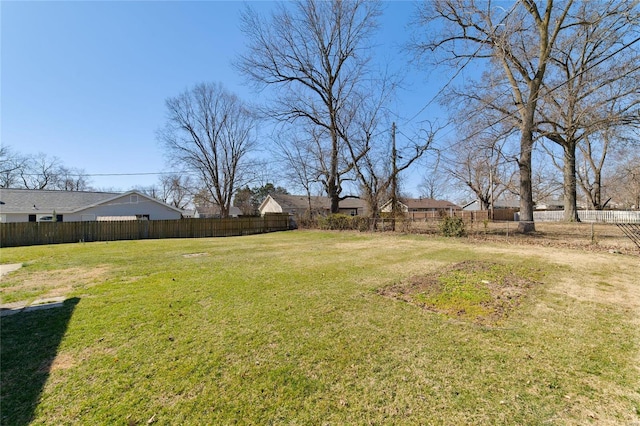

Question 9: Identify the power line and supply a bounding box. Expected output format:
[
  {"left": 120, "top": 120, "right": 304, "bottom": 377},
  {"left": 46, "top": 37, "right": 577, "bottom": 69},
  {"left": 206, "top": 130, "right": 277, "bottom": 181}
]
[
  {"left": 407, "top": 14, "right": 640, "bottom": 159},
  {"left": 401, "top": 2, "right": 519, "bottom": 126},
  {"left": 16, "top": 171, "right": 198, "bottom": 178}
]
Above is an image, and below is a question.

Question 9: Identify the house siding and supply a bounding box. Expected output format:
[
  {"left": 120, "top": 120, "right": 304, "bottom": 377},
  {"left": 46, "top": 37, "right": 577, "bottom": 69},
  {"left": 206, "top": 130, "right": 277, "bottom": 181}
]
[
  {"left": 67, "top": 195, "right": 181, "bottom": 221},
  {"left": 260, "top": 197, "right": 285, "bottom": 214},
  {"left": 0, "top": 189, "right": 183, "bottom": 223},
  {"left": 1, "top": 213, "right": 29, "bottom": 223},
  {"left": 0, "top": 213, "right": 62, "bottom": 223}
]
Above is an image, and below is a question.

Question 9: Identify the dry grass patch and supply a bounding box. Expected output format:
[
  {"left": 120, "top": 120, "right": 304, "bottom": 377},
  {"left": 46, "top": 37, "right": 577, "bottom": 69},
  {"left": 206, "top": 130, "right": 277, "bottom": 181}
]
[
  {"left": 38, "top": 352, "right": 76, "bottom": 374},
  {"left": 182, "top": 252, "right": 209, "bottom": 258},
  {"left": 380, "top": 261, "right": 542, "bottom": 325},
  {"left": 0, "top": 266, "right": 110, "bottom": 304}
]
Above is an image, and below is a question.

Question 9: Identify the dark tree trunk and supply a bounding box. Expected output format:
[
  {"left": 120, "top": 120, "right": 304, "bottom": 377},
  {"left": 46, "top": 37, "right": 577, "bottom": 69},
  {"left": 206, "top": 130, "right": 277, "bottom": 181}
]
[
  {"left": 518, "top": 123, "right": 536, "bottom": 234},
  {"left": 563, "top": 143, "right": 580, "bottom": 222}
]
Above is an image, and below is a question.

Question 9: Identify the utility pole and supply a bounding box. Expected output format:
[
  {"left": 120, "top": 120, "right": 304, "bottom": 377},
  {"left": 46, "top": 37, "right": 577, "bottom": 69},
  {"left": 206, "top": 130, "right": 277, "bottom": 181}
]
[
  {"left": 391, "top": 122, "right": 398, "bottom": 231},
  {"left": 489, "top": 152, "right": 494, "bottom": 221}
]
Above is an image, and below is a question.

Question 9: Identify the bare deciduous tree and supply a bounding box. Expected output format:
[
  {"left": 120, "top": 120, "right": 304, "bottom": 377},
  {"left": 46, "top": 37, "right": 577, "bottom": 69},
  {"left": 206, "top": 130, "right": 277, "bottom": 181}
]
[
  {"left": 608, "top": 147, "right": 640, "bottom": 209},
  {"left": 20, "top": 153, "right": 64, "bottom": 190},
  {"left": 536, "top": 0, "right": 640, "bottom": 219},
  {"left": 419, "top": 162, "right": 449, "bottom": 200},
  {"left": 237, "top": 0, "right": 382, "bottom": 213},
  {"left": 348, "top": 121, "right": 436, "bottom": 225},
  {"left": 55, "top": 166, "right": 91, "bottom": 191},
  {"left": 0, "top": 146, "right": 27, "bottom": 188},
  {"left": 444, "top": 136, "right": 517, "bottom": 214},
  {"left": 158, "top": 82, "right": 258, "bottom": 218},
  {"left": 412, "top": 0, "right": 574, "bottom": 232},
  {"left": 158, "top": 174, "right": 194, "bottom": 209},
  {"left": 272, "top": 128, "right": 323, "bottom": 218},
  {"left": 580, "top": 115, "right": 640, "bottom": 210},
  {"left": 576, "top": 133, "right": 609, "bottom": 209},
  {"left": 1, "top": 147, "right": 92, "bottom": 191}
]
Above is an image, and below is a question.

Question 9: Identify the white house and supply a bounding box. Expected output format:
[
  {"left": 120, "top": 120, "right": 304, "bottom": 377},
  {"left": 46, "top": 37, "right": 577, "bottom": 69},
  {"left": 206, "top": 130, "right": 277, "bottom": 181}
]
[
  {"left": 193, "top": 204, "right": 243, "bottom": 218},
  {"left": 0, "top": 189, "right": 185, "bottom": 223},
  {"left": 462, "top": 199, "right": 521, "bottom": 211},
  {"left": 381, "top": 198, "right": 461, "bottom": 215},
  {"left": 259, "top": 194, "right": 367, "bottom": 217}
]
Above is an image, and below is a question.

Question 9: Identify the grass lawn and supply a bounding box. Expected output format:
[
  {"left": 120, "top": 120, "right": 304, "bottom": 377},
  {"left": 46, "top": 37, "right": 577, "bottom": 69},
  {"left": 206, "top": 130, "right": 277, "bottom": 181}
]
[{"left": 1, "top": 230, "right": 639, "bottom": 424}]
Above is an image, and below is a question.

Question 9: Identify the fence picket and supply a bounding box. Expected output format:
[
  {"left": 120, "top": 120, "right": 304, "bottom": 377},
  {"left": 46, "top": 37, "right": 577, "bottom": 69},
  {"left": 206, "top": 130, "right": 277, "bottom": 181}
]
[
  {"left": 0, "top": 214, "right": 290, "bottom": 248},
  {"left": 533, "top": 210, "right": 640, "bottom": 223}
]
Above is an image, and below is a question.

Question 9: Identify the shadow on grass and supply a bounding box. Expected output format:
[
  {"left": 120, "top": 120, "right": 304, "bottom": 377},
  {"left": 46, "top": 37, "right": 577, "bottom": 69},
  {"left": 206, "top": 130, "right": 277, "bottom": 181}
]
[{"left": 1, "top": 298, "right": 80, "bottom": 425}]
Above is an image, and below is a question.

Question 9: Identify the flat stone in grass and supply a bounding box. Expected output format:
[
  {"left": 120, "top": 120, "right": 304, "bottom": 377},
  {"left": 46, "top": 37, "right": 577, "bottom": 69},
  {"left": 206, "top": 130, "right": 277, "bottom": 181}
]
[
  {"left": 0, "top": 301, "right": 29, "bottom": 317},
  {"left": 0, "top": 263, "right": 23, "bottom": 278},
  {"left": 1, "top": 297, "right": 67, "bottom": 316}
]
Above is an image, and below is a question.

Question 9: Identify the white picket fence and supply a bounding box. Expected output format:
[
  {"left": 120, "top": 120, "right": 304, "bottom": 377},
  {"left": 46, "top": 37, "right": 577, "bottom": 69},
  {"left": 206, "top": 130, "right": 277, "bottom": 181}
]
[{"left": 533, "top": 210, "right": 640, "bottom": 223}]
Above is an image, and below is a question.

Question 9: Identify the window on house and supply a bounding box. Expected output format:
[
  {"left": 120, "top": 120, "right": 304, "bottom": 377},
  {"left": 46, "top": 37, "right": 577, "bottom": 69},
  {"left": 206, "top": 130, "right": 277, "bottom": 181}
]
[
  {"left": 130, "top": 195, "right": 139, "bottom": 203},
  {"left": 29, "top": 215, "right": 37, "bottom": 222},
  {"left": 136, "top": 214, "right": 149, "bottom": 220}
]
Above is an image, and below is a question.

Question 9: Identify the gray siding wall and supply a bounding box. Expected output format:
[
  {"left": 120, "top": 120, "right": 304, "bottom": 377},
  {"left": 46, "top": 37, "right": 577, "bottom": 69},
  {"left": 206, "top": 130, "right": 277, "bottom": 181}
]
[
  {"left": 1, "top": 195, "right": 182, "bottom": 222},
  {"left": 70, "top": 195, "right": 181, "bottom": 221}
]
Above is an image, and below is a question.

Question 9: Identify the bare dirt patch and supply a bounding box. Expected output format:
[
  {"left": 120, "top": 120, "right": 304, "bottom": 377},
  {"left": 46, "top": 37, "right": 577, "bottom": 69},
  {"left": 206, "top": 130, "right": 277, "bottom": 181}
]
[
  {"left": 379, "top": 261, "right": 539, "bottom": 325},
  {"left": 182, "top": 252, "right": 209, "bottom": 258},
  {"left": 39, "top": 353, "right": 76, "bottom": 373}
]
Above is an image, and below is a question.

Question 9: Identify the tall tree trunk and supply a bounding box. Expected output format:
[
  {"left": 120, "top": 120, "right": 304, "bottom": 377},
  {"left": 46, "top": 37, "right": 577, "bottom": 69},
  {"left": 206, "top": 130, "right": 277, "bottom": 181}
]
[
  {"left": 563, "top": 143, "right": 580, "bottom": 222},
  {"left": 329, "top": 127, "right": 340, "bottom": 214},
  {"left": 517, "top": 105, "right": 536, "bottom": 234},
  {"left": 367, "top": 194, "right": 379, "bottom": 231},
  {"left": 328, "top": 180, "right": 340, "bottom": 214},
  {"left": 592, "top": 177, "right": 602, "bottom": 210}
]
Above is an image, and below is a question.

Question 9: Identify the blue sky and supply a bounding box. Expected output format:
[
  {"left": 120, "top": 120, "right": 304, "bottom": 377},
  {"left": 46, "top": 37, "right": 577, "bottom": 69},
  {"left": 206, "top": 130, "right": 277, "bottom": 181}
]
[{"left": 2, "top": 1, "right": 450, "bottom": 194}]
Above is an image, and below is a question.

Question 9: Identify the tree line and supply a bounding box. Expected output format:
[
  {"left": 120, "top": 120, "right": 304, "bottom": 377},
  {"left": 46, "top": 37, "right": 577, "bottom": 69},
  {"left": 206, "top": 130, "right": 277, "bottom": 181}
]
[
  {"left": 3, "top": 1, "right": 638, "bottom": 231},
  {"left": 0, "top": 147, "right": 90, "bottom": 191},
  {"left": 161, "top": 0, "right": 639, "bottom": 231}
]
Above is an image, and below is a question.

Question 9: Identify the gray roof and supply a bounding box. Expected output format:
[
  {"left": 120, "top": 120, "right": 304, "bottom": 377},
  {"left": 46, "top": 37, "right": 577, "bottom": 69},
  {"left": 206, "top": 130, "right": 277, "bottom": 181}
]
[
  {"left": 269, "top": 194, "right": 329, "bottom": 210},
  {"left": 399, "top": 198, "right": 461, "bottom": 210},
  {"left": 462, "top": 199, "right": 520, "bottom": 210},
  {"left": 0, "top": 188, "right": 121, "bottom": 214},
  {"left": 195, "top": 205, "right": 243, "bottom": 217},
  {"left": 0, "top": 188, "right": 185, "bottom": 215},
  {"left": 267, "top": 194, "right": 367, "bottom": 211}
]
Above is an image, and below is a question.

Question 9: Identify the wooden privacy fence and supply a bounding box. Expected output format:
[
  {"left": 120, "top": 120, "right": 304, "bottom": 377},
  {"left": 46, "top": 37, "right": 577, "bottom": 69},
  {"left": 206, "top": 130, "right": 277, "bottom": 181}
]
[
  {"left": 491, "top": 209, "right": 519, "bottom": 221},
  {"left": 0, "top": 214, "right": 291, "bottom": 248}
]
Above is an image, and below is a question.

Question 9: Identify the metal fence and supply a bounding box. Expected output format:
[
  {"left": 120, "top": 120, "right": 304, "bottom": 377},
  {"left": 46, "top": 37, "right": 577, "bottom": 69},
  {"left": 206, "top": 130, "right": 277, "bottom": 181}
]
[
  {"left": 533, "top": 210, "right": 640, "bottom": 223},
  {"left": 0, "top": 214, "right": 291, "bottom": 248}
]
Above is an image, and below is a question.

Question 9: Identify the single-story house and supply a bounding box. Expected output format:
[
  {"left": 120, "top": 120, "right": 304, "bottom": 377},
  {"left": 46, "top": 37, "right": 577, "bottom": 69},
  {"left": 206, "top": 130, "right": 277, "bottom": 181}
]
[
  {"left": 462, "top": 199, "right": 521, "bottom": 211},
  {"left": 193, "top": 204, "right": 243, "bottom": 218},
  {"left": 535, "top": 198, "right": 564, "bottom": 211},
  {"left": 0, "top": 188, "right": 185, "bottom": 223},
  {"left": 381, "top": 198, "right": 461, "bottom": 217},
  {"left": 259, "top": 194, "right": 368, "bottom": 217}
]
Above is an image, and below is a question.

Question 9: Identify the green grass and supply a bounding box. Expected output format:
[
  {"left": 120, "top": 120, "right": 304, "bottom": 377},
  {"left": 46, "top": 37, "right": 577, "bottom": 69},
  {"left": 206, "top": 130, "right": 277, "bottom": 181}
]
[
  {"left": 401, "top": 261, "right": 545, "bottom": 322},
  {"left": 1, "top": 231, "right": 639, "bottom": 425}
]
